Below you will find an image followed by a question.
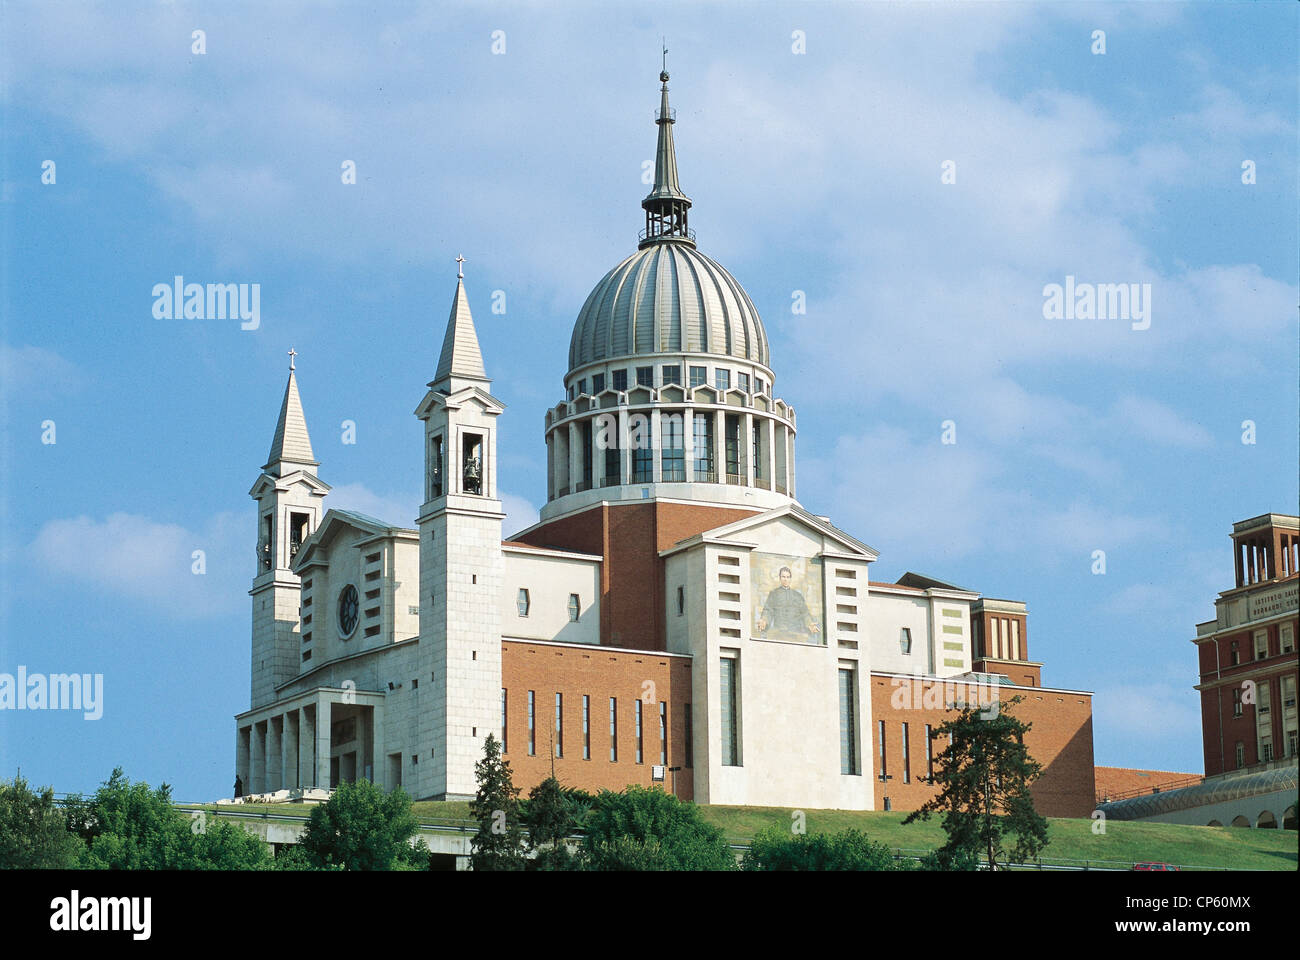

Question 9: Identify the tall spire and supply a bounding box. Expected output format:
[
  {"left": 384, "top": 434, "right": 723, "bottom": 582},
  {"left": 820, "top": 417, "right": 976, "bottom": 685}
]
[
  {"left": 433, "top": 259, "right": 488, "bottom": 389},
  {"left": 640, "top": 57, "right": 694, "bottom": 248},
  {"left": 264, "top": 353, "right": 317, "bottom": 475}
]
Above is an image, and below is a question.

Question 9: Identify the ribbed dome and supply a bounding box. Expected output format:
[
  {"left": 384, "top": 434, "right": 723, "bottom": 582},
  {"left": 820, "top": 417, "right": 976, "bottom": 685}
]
[{"left": 568, "top": 242, "right": 769, "bottom": 370}]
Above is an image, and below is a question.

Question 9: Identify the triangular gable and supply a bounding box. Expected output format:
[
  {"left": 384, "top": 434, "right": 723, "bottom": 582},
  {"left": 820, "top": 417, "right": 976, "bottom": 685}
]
[
  {"left": 293, "top": 508, "right": 402, "bottom": 570},
  {"left": 413, "top": 383, "right": 505, "bottom": 420},
  {"left": 660, "top": 503, "right": 879, "bottom": 560},
  {"left": 248, "top": 469, "right": 332, "bottom": 499}
]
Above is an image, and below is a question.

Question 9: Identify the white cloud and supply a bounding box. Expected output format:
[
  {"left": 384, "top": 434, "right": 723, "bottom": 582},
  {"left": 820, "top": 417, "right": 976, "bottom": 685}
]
[
  {"left": 0, "top": 343, "right": 80, "bottom": 397},
  {"left": 1110, "top": 394, "right": 1212, "bottom": 448},
  {"left": 325, "top": 483, "right": 416, "bottom": 528},
  {"left": 29, "top": 511, "right": 245, "bottom": 619},
  {"left": 501, "top": 492, "right": 538, "bottom": 539}
]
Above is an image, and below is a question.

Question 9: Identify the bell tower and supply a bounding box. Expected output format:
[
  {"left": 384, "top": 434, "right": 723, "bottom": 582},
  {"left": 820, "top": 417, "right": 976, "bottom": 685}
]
[
  {"left": 249, "top": 351, "right": 329, "bottom": 710},
  {"left": 414, "top": 260, "right": 507, "bottom": 799}
]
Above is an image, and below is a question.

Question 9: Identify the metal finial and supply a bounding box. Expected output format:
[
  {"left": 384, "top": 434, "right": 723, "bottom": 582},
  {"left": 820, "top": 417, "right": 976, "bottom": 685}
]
[
  {"left": 287, "top": 348, "right": 297, "bottom": 372},
  {"left": 661, "top": 40, "right": 669, "bottom": 83},
  {"left": 455, "top": 254, "right": 466, "bottom": 279}
]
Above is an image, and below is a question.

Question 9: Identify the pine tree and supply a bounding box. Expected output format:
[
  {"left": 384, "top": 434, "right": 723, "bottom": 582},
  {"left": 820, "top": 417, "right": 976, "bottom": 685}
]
[
  {"left": 525, "top": 776, "right": 579, "bottom": 870},
  {"left": 903, "top": 694, "right": 1049, "bottom": 870},
  {"left": 469, "top": 733, "right": 525, "bottom": 871}
]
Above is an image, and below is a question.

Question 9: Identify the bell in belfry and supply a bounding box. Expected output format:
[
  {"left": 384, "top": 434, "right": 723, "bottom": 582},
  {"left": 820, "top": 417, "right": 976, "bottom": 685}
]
[{"left": 464, "top": 455, "right": 482, "bottom": 495}]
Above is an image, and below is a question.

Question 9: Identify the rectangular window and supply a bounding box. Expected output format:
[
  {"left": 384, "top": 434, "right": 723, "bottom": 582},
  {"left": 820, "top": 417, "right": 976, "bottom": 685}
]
[
  {"left": 555, "top": 693, "right": 563, "bottom": 758},
  {"left": 1233, "top": 687, "right": 1243, "bottom": 717},
  {"left": 502, "top": 688, "right": 508, "bottom": 753},
  {"left": 900, "top": 627, "right": 912, "bottom": 655},
  {"left": 924, "top": 723, "right": 933, "bottom": 781},
  {"left": 612, "top": 369, "right": 628, "bottom": 392},
  {"left": 878, "top": 720, "right": 887, "bottom": 780},
  {"left": 568, "top": 593, "right": 581, "bottom": 622},
  {"left": 636, "top": 366, "right": 654, "bottom": 388},
  {"left": 566, "top": 384, "right": 574, "bottom": 401},
  {"left": 659, "top": 702, "right": 668, "bottom": 765},
  {"left": 1282, "top": 675, "right": 1296, "bottom": 709},
  {"left": 430, "top": 435, "right": 444, "bottom": 499},
  {"left": 527, "top": 690, "right": 536, "bottom": 756},
  {"left": 462, "top": 432, "right": 484, "bottom": 495},
  {"left": 839, "top": 667, "right": 858, "bottom": 775},
  {"left": 609, "top": 697, "right": 618, "bottom": 762},
  {"left": 1282, "top": 623, "right": 1295, "bottom": 654},
  {"left": 720, "top": 657, "right": 740, "bottom": 766},
  {"left": 752, "top": 423, "right": 762, "bottom": 480},
  {"left": 603, "top": 428, "right": 620, "bottom": 486},
  {"left": 693, "top": 415, "right": 715, "bottom": 482},
  {"left": 583, "top": 695, "right": 591, "bottom": 759},
  {"left": 635, "top": 699, "right": 644, "bottom": 764},
  {"left": 756, "top": 378, "right": 765, "bottom": 395},
  {"left": 676, "top": 585, "right": 685, "bottom": 616},
  {"left": 633, "top": 442, "right": 652, "bottom": 483},
  {"left": 737, "top": 372, "right": 750, "bottom": 393},
  {"left": 685, "top": 703, "right": 693, "bottom": 768},
  {"left": 577, "top": 378, "right": 587, "bottom": 396},
  {"left": 724, "top": 415, "right": 741, "bottom": 480},
  {"left": 1235, "top": 741, "right": 1245, "bottom": 768},
  {"left": 901, "top": 722, "right": 911, "bottom": 784},
  {"left": 689, "top": 365, "right": 707, "bottom": 388},
  {"left": 715, "top": 369, "right": 730, "bottom": 392},
  {"left": 1231, "top": 641, "right": 1240, "bottom": 665},
  {"left": 662, "top": 365, "right": 681, "bottom": 386},
  {"left": 1254, "top": 630, "right": 1268, "bottom": 660},
  {"left": 517, "top": 588, "right": 530, "bottom": 617},
  {"left": 592, "top": 373, "right": 606, "bottom": 394},
  {"left": 662, "top": 414, "right": 685, "bottom": 481}
]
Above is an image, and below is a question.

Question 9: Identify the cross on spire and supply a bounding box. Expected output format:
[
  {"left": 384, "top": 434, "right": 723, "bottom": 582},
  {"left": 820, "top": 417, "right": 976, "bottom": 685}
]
[
  {"left": 456, "top": 254, "right": 466, "bottom": 279},
  {"left": 287, "top": 348, "right": 297, "bottom": 372}
]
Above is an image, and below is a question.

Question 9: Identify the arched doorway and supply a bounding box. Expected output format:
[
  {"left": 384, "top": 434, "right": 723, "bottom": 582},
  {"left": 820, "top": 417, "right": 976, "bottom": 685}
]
[{"left": 1230, "top": 815, "right": 1251, "bottom": 828}]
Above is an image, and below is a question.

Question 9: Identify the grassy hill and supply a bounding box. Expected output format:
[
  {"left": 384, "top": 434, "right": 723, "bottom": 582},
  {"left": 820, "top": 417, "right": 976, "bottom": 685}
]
[{"left": 180, "top": 799, "right": 1295, "bottom": 870}]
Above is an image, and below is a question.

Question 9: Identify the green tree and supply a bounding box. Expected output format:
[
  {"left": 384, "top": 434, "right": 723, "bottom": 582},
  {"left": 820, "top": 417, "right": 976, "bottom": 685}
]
[
  {"left": 741, "top": 827, "right": 900, "bottom": 871},
  {"left": 296, "top": 779, "right": 427, "bottom": 870},
  {"left": 584, "top": 834, "right": 673, "bottom": 871},
  {"left": 469, "top": 733, "right": 525, "bottom": 871},
  {"left": 0, "top": 775, "right": 84, "bottom": 869},
  {"left": 71, "top": 768, "right": 271, "bottom": 870},
  {"left": 524, "top": 776, "right": 579, "bottom": 870},
  {"left": 581, "top": 786, "right": 735, "bottom": 871},
  {"left": 903, "top": 695, "right": 1049, "bottom": 870}
]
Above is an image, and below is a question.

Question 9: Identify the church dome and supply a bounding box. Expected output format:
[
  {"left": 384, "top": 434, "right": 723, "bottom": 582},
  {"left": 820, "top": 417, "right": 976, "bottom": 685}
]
[{"left": 568, "top": 242, "right": 769, "bottom": 370}]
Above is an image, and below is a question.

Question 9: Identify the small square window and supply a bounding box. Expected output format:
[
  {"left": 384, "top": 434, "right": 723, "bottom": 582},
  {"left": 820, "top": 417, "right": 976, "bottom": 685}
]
[
  {"left": 592, "top": 373, "right": 606, "bottom": 393},
  {"left": 636, "top": 366, "right": 654, "bottom": 388},
  {"left": 715, "top": 369, "right": 730, "bottom": 392},
  {"left": 689, "top": 366, "right": 707, "bottom": 388},
  {"left": 517, "top": 588, "right": 530, "bottom": 617},
  {"left": 612, "top": 369, "right": 628, "bottom": 391},
  {"left": 662, "top": 365, "right": 681, "bottom": 386},
  {"left": 568, "top": 593, "right": 581, "bottom": 622}
]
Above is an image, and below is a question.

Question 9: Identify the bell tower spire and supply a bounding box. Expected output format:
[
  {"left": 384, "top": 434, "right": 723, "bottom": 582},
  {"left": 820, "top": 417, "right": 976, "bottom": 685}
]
[{"left": 640, "top": 55, "right": 694, "bottom": 248}]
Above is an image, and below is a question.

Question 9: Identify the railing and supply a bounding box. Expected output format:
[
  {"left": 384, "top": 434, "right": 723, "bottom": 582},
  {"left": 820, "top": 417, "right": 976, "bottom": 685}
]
[
  {"left": 638, "top": 226, "right": 696, "bottom": 244},
  {"left": 726, "top": 473, "right": 745, "bottom": 486},
  {"left": 694, "top": 469, "right": 717, "bottom": 483},
  {"left": 1096, "top": 774, "right": 1205, "bottom": 804},
  {"left": 754, "top": 477, "right": 770, "bottom": 490}
]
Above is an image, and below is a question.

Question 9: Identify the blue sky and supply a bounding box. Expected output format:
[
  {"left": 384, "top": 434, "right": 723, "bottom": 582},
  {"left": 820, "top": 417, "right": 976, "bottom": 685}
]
[{"left": 1, "top": 1, "right": 1295, "bottom": 800}]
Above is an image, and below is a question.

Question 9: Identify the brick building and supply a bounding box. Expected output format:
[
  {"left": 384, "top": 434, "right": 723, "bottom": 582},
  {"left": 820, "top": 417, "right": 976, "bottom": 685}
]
[{"left": 234, "top": 68, "right": 1097, "bottom": 819}]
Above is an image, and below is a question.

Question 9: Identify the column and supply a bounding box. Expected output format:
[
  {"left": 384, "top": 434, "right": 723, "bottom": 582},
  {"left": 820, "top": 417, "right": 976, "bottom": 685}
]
[
  {"left": 1235, "top": 541, "right": 1245, "bottom": 586},
  {"left": 251, "top": 719, "right": 265, "bottom": 794},
  {"left": 546, "top": 433, "right": 555, "bottom": 500},
  {"left": 593, "top": 412, "right": 607, "bottom": 488},
  {"left": 266, "top": 717, "right": 281, "bottom": 792},
  {"left": 651, "top": 409, "right": 663, "bottom": 483},
  {"left": 236, "top": 726, "right": 250, "bottom": 796},
  {"left": 568, "top": 421, "right": 582, "bottom": 493},
  {"left": 713, "top": 409, "right": 725, "bottom": 483},
  {"left": 787, "top": 426, "right": 796, "bottom": 498},
  {"left": 742, "top": 411, "right": 755, "bottom": 487},
  {"left": 315, "top": 696, "right": 332, "bottom": 789},
  {"left": 764, "top": 418, "right": 776, "bottom": 490},
  {"left": 300, "top": 704, "right": 316, "bottom": 788},
  {"left": 285, "top": 710, "right": 300, "bottom": 790},
  {"left": 619, "top": 407, "right": 632, "bottom": 486},
  {"left": 686, "top": 405, "right": 696, "bottom": 478}
]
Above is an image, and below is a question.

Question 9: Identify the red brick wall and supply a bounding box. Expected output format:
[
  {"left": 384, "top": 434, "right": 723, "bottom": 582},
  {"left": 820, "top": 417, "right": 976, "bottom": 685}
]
[
  {"left": 869, "top": 675, "right": 1096, "bottom": 818},
  {"left": 500, "top": 639, "right": 695, "bottom": 801},
  {"left": 518, "top": 501, "right": 759, "bottom": 650},
  {"left": 1094, "top": 766, "right": 1201, "bottom": 801}
]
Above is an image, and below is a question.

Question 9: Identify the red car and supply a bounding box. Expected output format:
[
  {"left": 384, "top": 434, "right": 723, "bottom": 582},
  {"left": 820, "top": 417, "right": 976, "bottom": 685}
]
[{"left": 1132, "top": 861, "right": 1181, "bottom": 871}]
